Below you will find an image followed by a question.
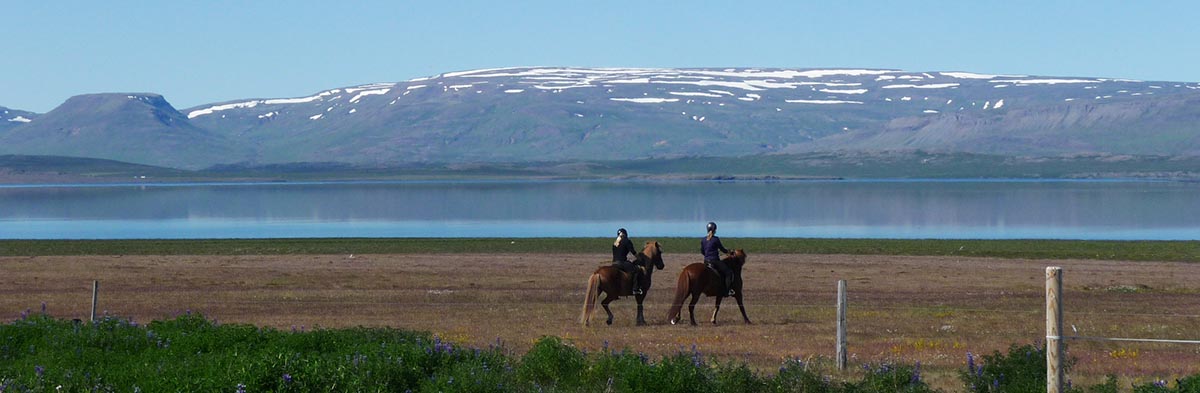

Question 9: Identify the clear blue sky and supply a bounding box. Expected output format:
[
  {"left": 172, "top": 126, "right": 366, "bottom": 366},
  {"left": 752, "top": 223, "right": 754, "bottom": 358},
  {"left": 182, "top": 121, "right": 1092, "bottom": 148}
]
[{"left": 3, "top": 1, "right": 1197, "bottom": 113}]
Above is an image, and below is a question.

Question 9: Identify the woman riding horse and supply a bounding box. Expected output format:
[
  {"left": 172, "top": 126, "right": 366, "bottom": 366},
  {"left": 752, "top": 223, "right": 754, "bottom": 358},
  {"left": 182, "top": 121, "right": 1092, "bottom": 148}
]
[
  {"left": 701, "top": 222, "right": 735, "bottom": 296},
  {"left": 612, "top": 228, "right": 644, "bottom": 295},
  {"left": 580, "top": 240, "right": 664, "bottom": 326},
  {"left": 667, "top": 249, "right": 752, "bottom": 326}
]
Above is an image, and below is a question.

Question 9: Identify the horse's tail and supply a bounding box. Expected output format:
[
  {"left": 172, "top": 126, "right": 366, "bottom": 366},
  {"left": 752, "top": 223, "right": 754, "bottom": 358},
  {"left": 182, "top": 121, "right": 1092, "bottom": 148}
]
[
  {"left": 580, "top": 272, "right": 601, "bottom": 326},
  {"left": 666, "top": 269, "right": 690, "bottom": 322}
]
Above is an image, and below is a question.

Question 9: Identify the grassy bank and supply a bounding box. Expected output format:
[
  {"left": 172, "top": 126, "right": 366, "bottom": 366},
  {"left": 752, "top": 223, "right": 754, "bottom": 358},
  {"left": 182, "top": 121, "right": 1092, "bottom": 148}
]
[
  {"left": 2, "top": 313, "right": 935, "bottom": 393},
  {"left": 1, "top": 238, "right": 1197, "bottom": 261}
]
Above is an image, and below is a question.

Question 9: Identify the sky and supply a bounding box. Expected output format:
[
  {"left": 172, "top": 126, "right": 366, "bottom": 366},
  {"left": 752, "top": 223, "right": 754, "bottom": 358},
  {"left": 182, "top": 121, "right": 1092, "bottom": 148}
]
[{"left": 3, "top": 1, "right": 1198, "bottom": 113}]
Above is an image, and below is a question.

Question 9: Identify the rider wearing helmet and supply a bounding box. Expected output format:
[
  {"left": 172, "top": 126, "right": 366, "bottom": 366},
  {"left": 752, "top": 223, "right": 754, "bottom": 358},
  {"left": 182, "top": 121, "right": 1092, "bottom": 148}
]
[
  {"left": 700, "top": 222, "right": 735, "bottom": 296},
  {"left": 612, "top": 228, "right": 644, "bottom": 295}
]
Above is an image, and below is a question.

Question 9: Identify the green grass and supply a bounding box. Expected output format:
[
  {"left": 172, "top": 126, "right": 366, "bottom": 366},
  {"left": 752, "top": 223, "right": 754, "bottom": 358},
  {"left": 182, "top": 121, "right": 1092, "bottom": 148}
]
[
  {"left": 0, "top": 238, "right": 1197, "bottom": 262},
  {"left": 1, "top": 313, "right": 937, "bottom": 393},
  {"left": 5, "top": 313, "right": 1190, "bottom": 392}
]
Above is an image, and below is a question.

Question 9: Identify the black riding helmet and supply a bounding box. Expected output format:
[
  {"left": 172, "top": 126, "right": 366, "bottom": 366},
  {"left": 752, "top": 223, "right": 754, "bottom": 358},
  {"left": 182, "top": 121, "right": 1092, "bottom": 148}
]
[
  {"left": 617, "top": 228, "right": 628, "bottom": 237},
  {"left": 706, "top": 222, "right": 717, "bottom": 233}
]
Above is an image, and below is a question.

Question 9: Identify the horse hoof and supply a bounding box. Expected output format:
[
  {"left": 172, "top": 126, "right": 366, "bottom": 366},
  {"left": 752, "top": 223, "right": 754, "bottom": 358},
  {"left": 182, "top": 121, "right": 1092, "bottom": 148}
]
[
  {"left": 606, "top": 319, "right": 613, "bottom": 326},
  {"left": 670, "top": 319, "right": 677, "bottom": 325}
]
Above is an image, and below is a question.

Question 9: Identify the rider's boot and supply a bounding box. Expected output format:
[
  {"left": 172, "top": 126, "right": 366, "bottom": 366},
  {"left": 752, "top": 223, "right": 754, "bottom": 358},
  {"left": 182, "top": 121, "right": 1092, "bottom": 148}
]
[
  {"left": 632, "top": 271, "right": 644, "bottom": 295},
  {"left": 725, "top": 275, "right": 736, "bottom": 296}
]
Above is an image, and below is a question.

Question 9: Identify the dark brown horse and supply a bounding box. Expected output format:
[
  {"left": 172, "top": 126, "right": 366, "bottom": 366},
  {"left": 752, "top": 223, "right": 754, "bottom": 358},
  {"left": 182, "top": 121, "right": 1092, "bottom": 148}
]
[
  {"left": 666, "top": 249, "right": 751, "bottom": 326},
  {"left": 580, "top": 241, "right": 664, "bottom": 326}
]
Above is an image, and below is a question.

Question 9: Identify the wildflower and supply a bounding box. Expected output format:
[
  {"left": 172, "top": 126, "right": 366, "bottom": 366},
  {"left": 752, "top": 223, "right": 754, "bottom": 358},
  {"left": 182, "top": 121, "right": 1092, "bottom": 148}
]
[
  {"left": 41, "top": 302, "right": 46, "bottom": 314},
  {"left": 35, "top": 365, "right": 45, "bottom": 378},
  {"left": 235, "top": 383, "right": 246, "bottom": 393},
  {"left": 282, "top": 374, "right": 292, "bottom": 383},
  {"left": 1154, "top": 379, "right": 1168, "bottom": 388},
  {"left": 966, "top": 351, "right": 976, "bottom": 375},
  {"left": 602, "top": 340, "right": 609, "bottom": 352},
  {"left": 910, "top": 361, "right": 921, "bottom": 384}
]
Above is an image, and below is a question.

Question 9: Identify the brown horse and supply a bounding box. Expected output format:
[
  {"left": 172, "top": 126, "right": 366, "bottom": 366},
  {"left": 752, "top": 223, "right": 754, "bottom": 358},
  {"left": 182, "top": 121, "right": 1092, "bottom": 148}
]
[
  {"left": 666, "top": 249, "right": 751, "bottom": 326},
  {"left": 580, "top": 241, "right": 665, "bottom": 326}
]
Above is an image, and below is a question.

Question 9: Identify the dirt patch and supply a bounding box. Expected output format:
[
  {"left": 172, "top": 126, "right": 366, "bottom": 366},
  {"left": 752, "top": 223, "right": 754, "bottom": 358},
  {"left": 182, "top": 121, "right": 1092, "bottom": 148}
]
[{"left": 4, "top": 253, "right": 1199, "bottom": 389}]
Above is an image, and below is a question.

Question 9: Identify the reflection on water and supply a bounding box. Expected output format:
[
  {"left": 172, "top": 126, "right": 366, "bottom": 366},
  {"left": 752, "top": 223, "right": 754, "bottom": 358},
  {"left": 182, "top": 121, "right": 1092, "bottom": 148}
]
[{"left": 1, "top": 180, "right": 1197, "bottom": 240}]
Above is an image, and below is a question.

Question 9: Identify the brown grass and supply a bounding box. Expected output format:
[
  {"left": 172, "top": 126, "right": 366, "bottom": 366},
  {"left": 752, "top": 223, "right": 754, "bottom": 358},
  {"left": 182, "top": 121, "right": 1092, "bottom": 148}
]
[{"left": 4, "top": 252, "right": 1200, "bottom": 390}]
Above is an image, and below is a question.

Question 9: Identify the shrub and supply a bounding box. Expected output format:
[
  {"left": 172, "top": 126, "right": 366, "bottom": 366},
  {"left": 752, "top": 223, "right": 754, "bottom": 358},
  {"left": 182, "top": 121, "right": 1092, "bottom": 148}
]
[{"left": 961, "top": 343, "right": 1072, "bottom": 393}]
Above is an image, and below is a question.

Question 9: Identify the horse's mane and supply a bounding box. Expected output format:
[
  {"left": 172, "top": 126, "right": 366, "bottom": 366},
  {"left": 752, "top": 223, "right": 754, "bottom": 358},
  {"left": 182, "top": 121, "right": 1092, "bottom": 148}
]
[
  {"left": 638, "top": 241, "right": 664, "bottom": 270},
  {"left": 723, "top": 249, "right": 747, "bottom": 267}
]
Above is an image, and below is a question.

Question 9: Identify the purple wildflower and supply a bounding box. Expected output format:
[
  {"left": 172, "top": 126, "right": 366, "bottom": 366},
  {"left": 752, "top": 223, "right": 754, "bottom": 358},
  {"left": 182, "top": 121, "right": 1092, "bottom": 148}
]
[
  {"left": 235, "top": 383, "right": 246, "bottom": 393},
  {"left": 910, "top": 361, "right": 921, "bottom": 384},
  {"left": 966, "top": 351, "right": 976, "bottom": 375},
  {"left": 1154, "top": 380, "right": 1168, "bottom": 388},
  {"left": 35, "top": 365, "right": 45, "bottom": 378},
  {"left": 41, "top": 302, "right": 46, "bottom": 314},
  {"left": 282, "top": 374, "right": 292, "bottom": 383}
]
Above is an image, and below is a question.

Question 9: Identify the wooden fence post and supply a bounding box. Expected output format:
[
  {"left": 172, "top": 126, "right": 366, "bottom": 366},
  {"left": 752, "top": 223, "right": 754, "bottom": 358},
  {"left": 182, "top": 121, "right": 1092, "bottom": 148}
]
[
  {"left": 836, "top": 279, "right": 847, "bottom": 370},
  {"left": 1046, "top": 267, "right": 1063, "bottom": 393},
  {"left": 91, "top": 280, "right": 99, "bottom": 323}
]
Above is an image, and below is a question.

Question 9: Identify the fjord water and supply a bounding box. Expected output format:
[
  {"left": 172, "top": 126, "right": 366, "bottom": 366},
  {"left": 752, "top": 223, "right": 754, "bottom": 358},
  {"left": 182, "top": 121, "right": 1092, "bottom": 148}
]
[{"left": 1, "top": 180, "right": 1197, "bottom": 240}]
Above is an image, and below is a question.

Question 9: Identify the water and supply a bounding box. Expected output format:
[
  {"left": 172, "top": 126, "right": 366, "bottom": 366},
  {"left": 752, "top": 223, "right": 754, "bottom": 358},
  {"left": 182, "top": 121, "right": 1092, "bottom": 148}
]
[{"left": 1, "top": 180, "right": 1197, "bottom": 240}]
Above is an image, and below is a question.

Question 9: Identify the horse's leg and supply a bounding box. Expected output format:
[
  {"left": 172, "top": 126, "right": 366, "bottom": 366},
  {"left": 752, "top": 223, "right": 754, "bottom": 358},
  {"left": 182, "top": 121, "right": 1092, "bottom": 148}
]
[
  {"left": 710, "top": 296, "right": 724, "bottom": 325},
  {"left": 687, "top": 293, "right": 701, "bottom": 326},
  {"left": 735, "top": 293, "right": 752, "bottom": 324},
  {"left": 635, "top": 294, "right": 647, "bottom": 326},
  {"left": 601, "top": 292, "right": 615, "bottom": 326}
]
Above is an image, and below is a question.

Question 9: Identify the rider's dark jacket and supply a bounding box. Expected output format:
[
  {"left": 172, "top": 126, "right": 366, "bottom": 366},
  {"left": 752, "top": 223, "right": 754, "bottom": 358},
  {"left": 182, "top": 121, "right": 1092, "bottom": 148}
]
[
  {"left": 700, "top": 235, "right": 729, "bottom": 262},
  {"left": 612, "top": 236, "right": 637, "bottom": 263}
]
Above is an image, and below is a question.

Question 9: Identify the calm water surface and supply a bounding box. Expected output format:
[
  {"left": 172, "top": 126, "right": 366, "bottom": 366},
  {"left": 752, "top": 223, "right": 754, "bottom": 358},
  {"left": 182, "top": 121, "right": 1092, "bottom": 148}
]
[{"left": 1, "top": 180, "right": 1197, "bottom": 240}]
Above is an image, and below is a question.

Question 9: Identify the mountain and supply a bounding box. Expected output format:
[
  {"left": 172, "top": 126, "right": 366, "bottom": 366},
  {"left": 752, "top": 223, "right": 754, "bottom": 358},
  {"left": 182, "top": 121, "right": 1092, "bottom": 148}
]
[
  {"left": 183, "top": 67, "right": 1200, "bottom": 165},
  {"left": 0, "top": 94, "right": 251, "bottom": 169},
  {"left": 5, "top": 67, "right": 1200, "bottom": 171},
  {"left": 0, "top": 106, "right": 38, "bottom": 133}
]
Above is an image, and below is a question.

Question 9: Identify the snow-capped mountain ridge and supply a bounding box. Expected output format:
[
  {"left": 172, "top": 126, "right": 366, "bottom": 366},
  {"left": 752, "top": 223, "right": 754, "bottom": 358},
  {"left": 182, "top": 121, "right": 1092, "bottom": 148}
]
[{"left": 4, "top": 67, "right": 1200, "bottom": 169}]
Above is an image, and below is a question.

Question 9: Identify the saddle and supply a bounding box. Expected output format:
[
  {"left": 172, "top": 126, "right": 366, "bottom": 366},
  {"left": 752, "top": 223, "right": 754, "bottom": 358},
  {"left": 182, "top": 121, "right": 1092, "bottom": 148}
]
[{"left": 703, "top": 261, "right": 725, "bottom": 278}]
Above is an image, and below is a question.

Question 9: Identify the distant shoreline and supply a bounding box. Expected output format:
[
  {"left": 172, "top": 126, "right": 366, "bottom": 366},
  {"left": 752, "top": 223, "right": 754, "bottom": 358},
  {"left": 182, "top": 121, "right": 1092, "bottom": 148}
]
[{"left": 2, "top": 237, "right": 1196, "bottom": 261}]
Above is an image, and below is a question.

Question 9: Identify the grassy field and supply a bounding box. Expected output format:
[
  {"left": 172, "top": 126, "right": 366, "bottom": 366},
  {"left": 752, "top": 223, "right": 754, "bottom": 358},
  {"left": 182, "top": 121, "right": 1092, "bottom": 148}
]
[
  {"left": 3, "top": 238, "right": 1200, "bottom": 391},
  {"left": 2, "top": 238, "right": 1198, "bottom": 261}
]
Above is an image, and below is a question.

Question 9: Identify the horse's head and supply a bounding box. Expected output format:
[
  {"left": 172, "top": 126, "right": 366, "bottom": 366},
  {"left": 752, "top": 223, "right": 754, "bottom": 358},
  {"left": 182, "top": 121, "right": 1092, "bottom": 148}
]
[
  {"left": 724, "top": 249, "right": 747, "bottom": 270},
  {"left": 641, "top": 241, "right": 665, "bottom": 271}
]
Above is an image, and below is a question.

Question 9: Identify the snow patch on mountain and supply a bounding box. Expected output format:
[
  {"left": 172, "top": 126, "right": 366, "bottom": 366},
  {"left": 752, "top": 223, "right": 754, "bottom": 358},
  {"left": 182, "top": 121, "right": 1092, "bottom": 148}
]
[
  {"left": 349, "top": 88, "right": 391, "bottom": 103},
  {"left": 820, "top": 88, "right": 869, "bottom": 94},
  {"left": 670, "top": 92, "right": 723, "bottom": 98},
  {"left": 610, "top": 97, "right": 680, "bottom": 103},
  {"left": 992, "top": 79, "right": 1099, "bottom": 85},
  {"left": 882, "top": 83, "right": 960, "bottom": 89},
  {"left": 785, "top": 99, "right": 863, "bottom": 105}
]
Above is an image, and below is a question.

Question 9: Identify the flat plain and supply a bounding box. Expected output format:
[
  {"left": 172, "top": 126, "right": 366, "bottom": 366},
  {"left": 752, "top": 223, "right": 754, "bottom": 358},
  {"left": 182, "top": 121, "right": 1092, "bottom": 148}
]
[{"left": 4, "top": 251, "right": 1200, "bottom": 390}]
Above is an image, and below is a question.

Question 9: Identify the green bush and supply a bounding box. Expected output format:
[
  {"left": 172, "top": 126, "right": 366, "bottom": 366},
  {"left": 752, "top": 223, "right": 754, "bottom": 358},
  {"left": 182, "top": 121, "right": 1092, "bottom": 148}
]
[
  {"left": 961, "top": 343, "right": 1064, "bottom": 393},
  {"left": 9, "top": 313, "right": 1200, "bottom": 392}
]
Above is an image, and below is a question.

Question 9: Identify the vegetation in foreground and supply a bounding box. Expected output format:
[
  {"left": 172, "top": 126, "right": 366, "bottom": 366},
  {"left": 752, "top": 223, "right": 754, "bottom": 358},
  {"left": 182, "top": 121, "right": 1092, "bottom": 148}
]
[
  {"left": 1, "top": 238, "right": 1197, "bottom": 262},
  {"left": 2, "top": 312, "right": 1195, "bottom": 392}
]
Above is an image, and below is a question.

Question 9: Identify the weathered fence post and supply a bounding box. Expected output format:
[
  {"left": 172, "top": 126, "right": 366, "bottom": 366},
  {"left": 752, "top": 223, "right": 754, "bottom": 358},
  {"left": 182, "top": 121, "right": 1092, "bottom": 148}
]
[
  {"left": 1046, "top": 267, "right": 1063, "bottom": 393},
  {"left": 836, "top": 279, "right": 847, "bottom": 370},
  {"left": 90, "top": 280, "right": 99, "bottom": 322}
]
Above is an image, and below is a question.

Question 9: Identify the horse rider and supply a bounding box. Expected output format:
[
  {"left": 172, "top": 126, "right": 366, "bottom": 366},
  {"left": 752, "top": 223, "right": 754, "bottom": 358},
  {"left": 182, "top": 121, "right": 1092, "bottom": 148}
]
[
  {"left": 612, "top": 227, "right": 644, "bottom": 295},
  {"left": 700, "top": 221, "right": 735, "bottom": 296}
]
